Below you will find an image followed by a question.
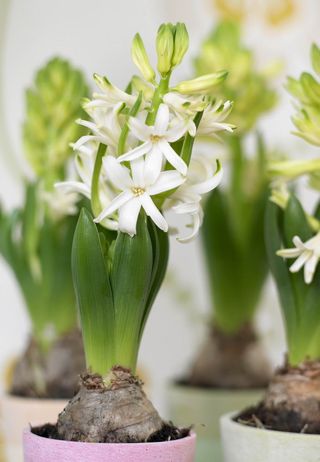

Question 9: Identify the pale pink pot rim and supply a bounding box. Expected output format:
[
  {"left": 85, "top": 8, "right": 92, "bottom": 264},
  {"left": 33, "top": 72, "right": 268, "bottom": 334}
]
[
  {"left": 23, "top": 428, "right": 196, "bottom": 448},
  {"left": 23, "top": 428, "right": 197, "bottom": 461}
]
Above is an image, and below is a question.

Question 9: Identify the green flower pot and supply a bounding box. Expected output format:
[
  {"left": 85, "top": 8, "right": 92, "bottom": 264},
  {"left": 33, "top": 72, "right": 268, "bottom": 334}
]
[{"left": 166, "top": 383, "right": 264, "bottom": 462}]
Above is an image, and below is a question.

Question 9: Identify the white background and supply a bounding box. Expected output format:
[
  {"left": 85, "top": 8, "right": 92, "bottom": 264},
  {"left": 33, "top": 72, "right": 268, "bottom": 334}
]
[{"left": 1, "top": 0, "right": 320, "bottom": 414}]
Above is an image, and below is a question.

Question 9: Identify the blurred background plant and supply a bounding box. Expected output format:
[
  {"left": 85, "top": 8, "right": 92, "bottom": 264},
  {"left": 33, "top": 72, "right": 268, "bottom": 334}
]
[
  {"left": 188, "top": 20, "right": 278, "bottom": 388},
  {"left": 0, "top": 57, "right": 88, "bottom": 398},
  {"left": 267, "top": 43, "right": 320, "bottom": 367},
  {"left": 213, "top": 0, "right": 298, "bottom": 27}
]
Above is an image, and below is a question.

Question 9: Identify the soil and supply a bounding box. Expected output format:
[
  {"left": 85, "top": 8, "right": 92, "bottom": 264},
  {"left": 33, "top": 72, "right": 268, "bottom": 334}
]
[
  {"left": 186, "top": 323, "right": 271, "bottom": 389},
  {"left": 31, "top": 368, "right": 190, "bottom": 444},
  {"left": 32, "top": 422, "right": 190, "bottom": 443},
  {"left": 10, "top": 329, "right": 85, "bottom": 399},
  {"left": 235, "top": 360, "right": 320, "bottom": 434},
  {"left": 235, "top": 402, "right": 320, "bottom": 434}
]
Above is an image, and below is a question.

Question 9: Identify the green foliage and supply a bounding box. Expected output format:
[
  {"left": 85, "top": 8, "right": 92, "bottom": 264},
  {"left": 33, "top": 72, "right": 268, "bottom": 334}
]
[
  {"left": 265, "top": 196, "right": 320, "bottom": 364},
  {"left": 0, "top": 183, "right": 78, "bottom": 350},
  {"left": 0, "top": 57, "right": 89, "bottom": 350},
  {"left": 286, "top": 44, "right": 320, "bottom": 147},
  {"left": 201, "top": 134, "right": 269, "bottom": 332},
  {"left": 194, "top": 20, "right": 277, "bottom": 132},
  {"left": 23, "top": 57, "right": 89, "bottom": 185},
  {"left": 72, "top": 209, "right": 169, "bottom": 376}
]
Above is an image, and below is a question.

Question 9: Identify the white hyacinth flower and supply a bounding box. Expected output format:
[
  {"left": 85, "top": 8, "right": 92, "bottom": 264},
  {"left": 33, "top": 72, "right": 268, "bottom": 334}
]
[
  {"left": 166, "top": 153, "right": 223, "bottom": 242},
  {"left": 56, "top": 143, "right": 118, "bottom": 231},
  {"left": 198, "top": 100, "right": 235, "bottom": 138},
  {"left": 91, "top": 74, "right": 138, "bottom": 109},
  {"left": 117, "top": 103, "right": 189, "bottom": 181},
  {"left": 42, "top": 188, "right": 79, "bottom": 220},
  {"left": 163, "top": 92, "right": 207, "bottom": 136},
  {"left": 95, "top": 156, "right": 185, "bottom": 236},
  {"left": 277, "top": 232, "right": 320, "bottom": 284},
  {"left": 73, "top": 102, "right": 123, "bottom": 154}
]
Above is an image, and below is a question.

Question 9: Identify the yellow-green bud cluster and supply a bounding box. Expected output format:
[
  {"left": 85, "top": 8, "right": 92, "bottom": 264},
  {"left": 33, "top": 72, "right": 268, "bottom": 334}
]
[
  {"left": 194, "top": 20, "right": 277, "bottom": 132},
  {"left": 23, "top": 57, "right": 89, "bottom": 183},
  {"left": 287, "top": 44, "right": 320, "bottom": 147},
  {"left": 156, "top": 23, "right": 189, "bottom": 76},
  {"left": 131, "top": 23, "right": 190, "bottom": 81}
]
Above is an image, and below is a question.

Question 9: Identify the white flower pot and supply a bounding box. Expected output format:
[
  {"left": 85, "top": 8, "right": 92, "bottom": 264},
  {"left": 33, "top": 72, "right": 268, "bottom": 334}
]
[
  {"left": 220, "top": 412, "right": 320, "bottom": 462},
  {"left": 0, "top": 393, "right": 67, "bottom": 462},
  {"left": 167, "top": 384, "right": 264, "bottom": 462}
]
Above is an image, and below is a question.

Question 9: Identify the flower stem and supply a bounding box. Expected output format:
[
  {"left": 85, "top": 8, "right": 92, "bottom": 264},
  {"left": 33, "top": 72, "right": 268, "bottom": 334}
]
[
  {"left": 91, "top": 144, "right": 107, "bottom": 216},
  {"left": 146, "top": 73, "right": 171, "bottom": 126}
]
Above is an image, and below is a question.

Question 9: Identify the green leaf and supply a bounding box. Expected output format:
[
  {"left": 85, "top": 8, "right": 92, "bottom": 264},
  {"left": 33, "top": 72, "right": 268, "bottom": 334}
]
[
  {"left": 139, "top": 220, "right": 169, "bottom": 340},
  {"left": 265, "top": 201, "right": 300, "bottom": 362},
  {"left": 22, "top": 182, "right": 39, "bottom": 265},
  {"left": 72, "top": 208, "right": 115, "bottom": 375},
  {"left": 283, "top": 194, "right": 313, "bottom": 245},
  {"left": 111, "top": 212, "right": 153, "bottom": 370}
]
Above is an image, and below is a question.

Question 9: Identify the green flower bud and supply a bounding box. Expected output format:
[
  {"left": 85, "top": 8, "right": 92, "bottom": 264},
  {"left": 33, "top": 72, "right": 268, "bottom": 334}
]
[
  {"left": 131, "top": 75, "right": 154, "bottom": 100},
  {"left": 300, "top": 72, "right": 320, "bottom": 105},
  {"left": 286, "top": 76, "right": 305, "bottom": 101},
  {"left": 194, "top": 21, "right": 278, "bottom": 132},
  {"left": 311, "top": 43, "right": 320, "bottom": 76},
  {"left": 171, "top": 23, "right": 189, "bottom": 67},
  {"left": 131, "top": 33, "right": 155, "bottom": 83},
  {"left": 173, "top": 71, "right": 228, "bottom": 95},
  {"left": 23, "top": 57, "right": 89, "bottom": 182},
  {"left": 156, "top": 23, "right": 175, "bottom": 76}
]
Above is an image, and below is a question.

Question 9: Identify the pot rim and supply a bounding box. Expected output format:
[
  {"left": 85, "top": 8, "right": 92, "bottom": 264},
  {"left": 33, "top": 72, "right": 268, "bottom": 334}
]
[
  {"left": 23, "top": 428, "right": 196, "bottom": 448},
  {"left": 221, "top": 412, "right": 320, "bottom": 440},
  {"left": 168, "top": 382, "right": 266, "bottom": 394}
]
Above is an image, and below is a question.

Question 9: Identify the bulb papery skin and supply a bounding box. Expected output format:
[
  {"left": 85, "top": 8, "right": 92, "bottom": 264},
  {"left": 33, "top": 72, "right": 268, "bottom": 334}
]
[{"left": 57, "top": 368, "right": 163, "bottom": 443}]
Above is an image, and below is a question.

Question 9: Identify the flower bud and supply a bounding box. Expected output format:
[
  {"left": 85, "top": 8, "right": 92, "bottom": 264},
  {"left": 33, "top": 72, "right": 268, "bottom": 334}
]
[
  {"left": 173, "top": 71, "right": 228, "bottom": 95},
  {"left": 131, "top": 33, "right": 155, "bottom": 83},
  {"left": 312, "top": 43, "right": 320, "bottom": 76},
  {"left": 300, "top": 72, "right": 320, "bottom": 105},
  {"left": 23, "top": 57, "right": 89, "bottom": 179},
  {"left": 156, "top": 23, "right": 174, "bottom": 76},
  {"left": 171, "top": 23, "right": 189, "bottom": 67}
]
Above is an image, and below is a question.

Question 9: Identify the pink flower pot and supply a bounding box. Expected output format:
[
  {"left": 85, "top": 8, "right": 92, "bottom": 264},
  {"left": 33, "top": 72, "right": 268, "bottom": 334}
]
[
  {"left": 0, "top": 394, "right": 67, "bottom": 462},
  {"left": 23, "top": 429, "right": 196, "bottom": 462}
]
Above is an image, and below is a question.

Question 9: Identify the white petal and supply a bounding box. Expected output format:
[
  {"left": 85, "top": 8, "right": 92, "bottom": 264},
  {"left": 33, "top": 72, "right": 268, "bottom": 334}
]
[
  {"left": 140, "top": 194, "right": 168, "bottom": 232},
  {"left": 172, "top": 201, "right": 200, "bottom": 214},
  {"left": 166, "top": 121, "right": 189, "bottom": 142},
  {"left": 118, "top": 198, "right": 142, "bottom": 236},
  {"left": 144, "top": 145, "right": 164, "bottom": 185},
  {"left": 94, "top": 190, "right": 133, "bottom": 223},
  {"left": 159, "top": 140, "right": 187, "bottom": 175},
  {"left": 129, "top": 117, "right": 152, "bottom": 142},
  {"left": 73, "top": 135, "right": 106, "bottom": 151},
  {"left": 178, "top": 211, "right": 202, "bottom": 243},
  {"left": 55, "top": 181, "right": 91, "bottom": 199},
  {"left": 103, "top": 156, "right": 133, "bottom": 190},
  {"left": 304, "top": 254, "right": 319, "bottom": 284},
  {"left": 187, "top": 120, "right": 197, "bottom": 137},
  {"left": 191, "top": 163, "right": 223, "bottom": 194},
  {"left": 76, "top": 119, "right": 101, "bottom": 135},
  {"left": 289, "top": 251, "right": 311, "bottom": 273},
  {"left": 277, "top": 248, "right": 302, "bottom": 258},
  {"left": 292, "top": 236, "right": 306, "bottom": 250},
  {"left": 131, "top": 157, "right": 146, "bottom": 186},
  {"left": 117, "top": 141, "right": 152, "bottom": 163},
  {"left": 154, "top": 103, "right": 169, "bottom": 135},
  {"left": 148, "top": 171, "right": 185, "bottom": 195},
  {"left": 100, "top": 217, "right": 119, "bottom": 231}
]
